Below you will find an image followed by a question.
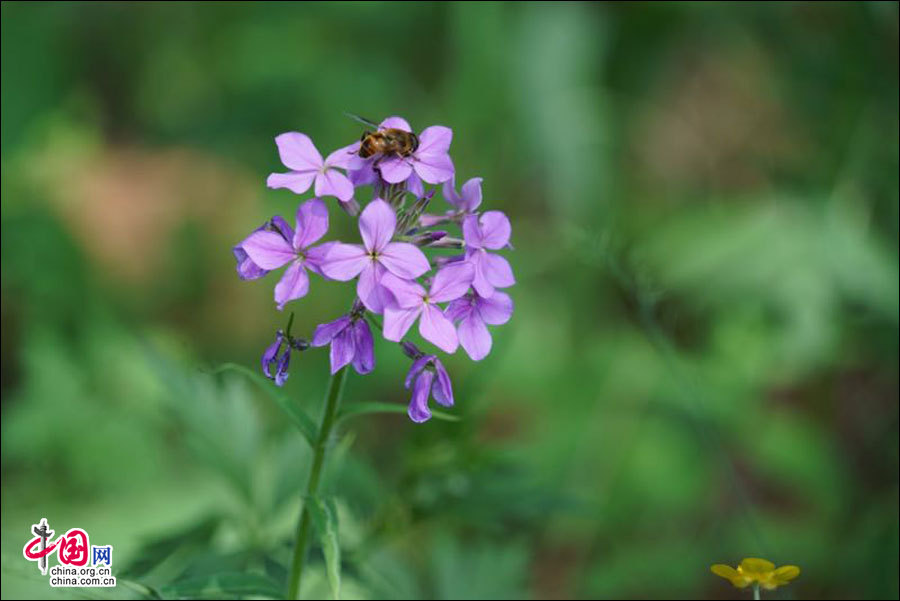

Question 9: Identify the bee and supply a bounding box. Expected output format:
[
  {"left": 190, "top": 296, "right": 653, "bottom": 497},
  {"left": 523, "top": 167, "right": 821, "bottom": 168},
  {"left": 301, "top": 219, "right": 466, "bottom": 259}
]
[{"left": 346, "top": 113, "right": 419, "bottom": 159}]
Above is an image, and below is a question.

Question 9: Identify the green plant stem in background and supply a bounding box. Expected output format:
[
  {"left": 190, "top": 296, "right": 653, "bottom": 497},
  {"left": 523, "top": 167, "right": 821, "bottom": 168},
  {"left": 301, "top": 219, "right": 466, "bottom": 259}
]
[{"left": 286, "top": 366, "right": 348, "bottom": 600}]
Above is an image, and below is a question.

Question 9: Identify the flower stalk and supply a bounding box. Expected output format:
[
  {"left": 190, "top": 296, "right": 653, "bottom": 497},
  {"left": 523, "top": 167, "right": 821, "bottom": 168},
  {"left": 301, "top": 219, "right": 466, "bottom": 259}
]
[{"left": 286, "top": 365, "right": 348, "bottom": 600}]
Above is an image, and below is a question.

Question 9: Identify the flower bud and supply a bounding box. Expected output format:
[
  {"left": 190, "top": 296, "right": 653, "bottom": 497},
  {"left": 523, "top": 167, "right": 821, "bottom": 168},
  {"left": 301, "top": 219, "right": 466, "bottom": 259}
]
[
  {"left": 409, "top": 230, "right": 448, "bottom": 246},
  {"left": 339, "top": 198, "right": 361, "bottom": 217},
  {"left": 426, "top": 235, "right": 464, "bottom": 249},
  {"left": 401, "top": 341, "right": 423, "bottom": 359}
]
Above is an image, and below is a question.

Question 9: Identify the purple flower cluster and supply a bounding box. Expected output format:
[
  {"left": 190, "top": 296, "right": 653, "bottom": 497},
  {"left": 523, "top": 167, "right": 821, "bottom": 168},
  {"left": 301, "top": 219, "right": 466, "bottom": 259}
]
[{"left": 234, "top": 116, "right": 515, "bottom": 422}]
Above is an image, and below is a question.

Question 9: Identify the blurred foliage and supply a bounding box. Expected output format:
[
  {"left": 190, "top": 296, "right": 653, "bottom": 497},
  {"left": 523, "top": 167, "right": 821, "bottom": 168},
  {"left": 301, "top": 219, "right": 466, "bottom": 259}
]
[{"left": 1, "top": 2, "right": 898, "bottom": 599}]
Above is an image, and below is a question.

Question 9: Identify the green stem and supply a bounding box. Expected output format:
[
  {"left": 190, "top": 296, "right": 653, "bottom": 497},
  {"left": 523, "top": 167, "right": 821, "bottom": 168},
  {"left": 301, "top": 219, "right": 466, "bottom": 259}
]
[
  {"left": 286, "top": 366, "right": 348, "bottom": 600},
  {"left": 753, "top": 583, "right": 760, "bottom": 601}
]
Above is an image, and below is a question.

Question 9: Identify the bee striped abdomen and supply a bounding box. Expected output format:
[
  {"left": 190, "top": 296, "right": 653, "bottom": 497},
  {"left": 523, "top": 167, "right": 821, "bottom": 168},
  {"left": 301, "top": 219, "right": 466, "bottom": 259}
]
[{"left": 357, "top": 128, "right": 418, "bottom": 159}]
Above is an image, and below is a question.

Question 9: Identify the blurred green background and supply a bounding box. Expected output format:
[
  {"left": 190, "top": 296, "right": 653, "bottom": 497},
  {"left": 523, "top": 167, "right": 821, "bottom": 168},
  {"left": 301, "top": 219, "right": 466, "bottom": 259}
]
[{"left": 2, "top": 2, "right": 898, "bottom": 599}]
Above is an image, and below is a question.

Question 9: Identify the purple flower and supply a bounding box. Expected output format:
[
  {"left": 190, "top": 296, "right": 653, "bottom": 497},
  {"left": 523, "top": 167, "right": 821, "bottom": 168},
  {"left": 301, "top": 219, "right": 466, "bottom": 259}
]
[
  {"left": 463, "top": 211, "right": 515, "bottom": 298},
  {"left": 262, "top": 330, "right": 293, "bottom": 386},
  {"left": 321, "top": 199, "right": 430, "bottom": 313},
  {"left": 444, "top": 176, "right": 483, "bottom": 213},
  {"left": 381, "top": 262, "right": 475, "bottom": 353},
  {"left": 405, "top": 353, "right": 454, "bottom": 423},
  {"left": 419, "top": 176, "right": 483, "bottom": 227},
  {"left": 311, "top": 314, "right": 375, "bottom": 375},
  {"left": 365, "top": 116, "right": 454, "bottom": 186},
  {"left": 445, "top": 291, "right": 513, "bottom": 361},
  {"left": 267, "top": 132, "right": 357, "bottom": 202},
  {"left": 239, "top": 198, "right": 333, "bottom": 310},
  {"left": 233, "top": 215, "right": 293, "bottom": 280}
]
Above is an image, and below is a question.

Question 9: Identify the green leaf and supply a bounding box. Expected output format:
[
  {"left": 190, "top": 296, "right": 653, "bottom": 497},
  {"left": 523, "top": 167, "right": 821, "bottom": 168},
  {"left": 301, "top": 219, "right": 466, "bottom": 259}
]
[
  {"left": 212, "top": 363, "right": 316, "bottom": 446},
  {"left": 119, "top": 515, "right": 220, "bottom": 580},
  {"left": 307, "top": 496, "right": 341, "bottom": 600},
  {"left": 338, "top": 402, "right": 460, "bottom": 423},
  {"left": 159, "top": 572, "right": 282, "bottom": 599}
]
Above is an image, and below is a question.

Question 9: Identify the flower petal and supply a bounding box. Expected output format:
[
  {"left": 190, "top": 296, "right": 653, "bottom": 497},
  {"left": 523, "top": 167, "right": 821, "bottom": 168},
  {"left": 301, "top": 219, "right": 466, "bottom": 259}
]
[
  {"left": 462, "top": 214, "right": 483, "bottom": 249},
  {"left": 458, "top": 313, "right": 492, "bottom": 361},
  {"left": 739, "top": 558, "right": 775, "bottom": 574},
  {"left": 267, "top": 171, "right": 317, "bottom": 195},
  {"left": 359, "top": 198, "right": 396, "bottom": 253},
  {"left": 274, "top": 261, "right": 310, "bottom": 310},
  {"left": 469, "top": 252, "right": 495, "bottom": 298},
  {"left": 711, "top": 565, "right": 750, "bottom": 588},
  {"left": 444, "top": 297, "right": 474, "bottom": 323},
  {"left": 380, "top": 242, "right": 430, "bottom": 279},
  {"left": 772, "top": 565, "right": 800, "bottom": 584},
  {"left": 233, "top": 245, "right": 268, "bottom": 280},
  {"left": 404, "top": 355, "right": 431, "bottom": 389},
  {"left": 274, "top": 348, "right": 291, "bottom": 386},
  {"left": 378, "top": 156, "right": 413, "bottom": 184},
  {"left": 357, "top": 262, "right": 392, "bottom": 314},
  {"left": 477, "top": 211, "right": 511, "bottom": 249},
  {"left": 241, "top": 230, "right": 296, "bottom": 270},
  {"left": 261, "top": 334, "right": 283, "bottom": 379},
  {"left": 429, "top": 262, "right": 474, "bottom": 303},
  {"left": 380, "top": 272, "right": 425, "bottom": 309},
  {"left": 311, "top": 315, "right": 352, "bottom": 347},
  {"left": 349, "top": 161, "right": 378, "bottom": 186},
  {"left": 320, "top": 243, "right": 368, "bottom": 281},
  {"left": 315, "top": 169, "right": 355, "bottom": 202},
  {"left": 407, "top": 171, "right": 425, "bottom": 198},
  {"left": 442, "top": 177, "right": 462, "bottom": 207},
  {"left": 408, "top": 370, "right": 434, "bottom": 423},
  {"left": 351, "top": 319, "right": 375, "bottom": 375},
  {"left": 304, "top": 241, "right": 336, "bottom": 277},
  {"left": 329, "top": 327, "right": 356, "bottom": 374},
  {"left": 419, "top": 303, "right": 458, "bottom": 353},
  {"left": 477, "top": 291, "right": 513, "bottom": 325},
  {"left": 413, "top": 152, "right": 455, "bottom": 184},
  {"left": 431, "top": 358, "right": 454, "bottom": 407},
  {"left": 379, "top": 116, "right": 412, "bottom": 132},
  {"left": 416, "top": 125, "right": 452, "bottom": 156},
  {"left": 325, "top": 142, "right": 362, "bottom": 170},
  {"left": 482, "top": 252, "right": 515, "bottom": 288},
  {"left": 274, "top": 132, "right": 323, "bottom": 171},
  {"left": 383, "top": 305, "right": 422, "bottom": 342},
  {"left": 459, "top": 177, "right": 483, "bottom": 212},
  {"left": 268, "top": 215, "right": 295, "bottom": 241},
  {"left": 293, "top": 198, "right": 329, "bottom": 250}
]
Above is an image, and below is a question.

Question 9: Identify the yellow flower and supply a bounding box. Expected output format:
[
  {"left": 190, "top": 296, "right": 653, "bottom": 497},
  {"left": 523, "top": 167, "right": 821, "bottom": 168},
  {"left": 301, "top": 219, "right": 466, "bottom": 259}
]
[{"left": 711, "top": 558, "right": 801, "bottom": 590}]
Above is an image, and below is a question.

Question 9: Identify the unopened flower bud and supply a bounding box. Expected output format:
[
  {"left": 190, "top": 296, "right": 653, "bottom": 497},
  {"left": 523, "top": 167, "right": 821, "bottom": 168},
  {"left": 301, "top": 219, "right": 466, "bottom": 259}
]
[
  {"left": 426, "top": 235, "right": 464, "bottom": 249},
  {"left": 409, "top": 230, "right": 448, "bottom": 246},
  {"left": 401, "top": 341, "right": 423, "bottom": 359},
  {"left": 432, "top": 254, "right": 466, "bottom": 269},
  {"left": 339, "top": 198, "right": 360, "bottom": 217}
]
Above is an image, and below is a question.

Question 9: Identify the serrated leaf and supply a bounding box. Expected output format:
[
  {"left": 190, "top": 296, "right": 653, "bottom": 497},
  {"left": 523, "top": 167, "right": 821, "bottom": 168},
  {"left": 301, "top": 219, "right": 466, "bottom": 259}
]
[
  {"left": 338, "top": 402, "right": 459, "bottom": 423},
  {"left": 212, "top": 363, "right": 316, "bottom": 446},
  {"left": 307, "top": 496, "right": 341, "bottom": 600}
]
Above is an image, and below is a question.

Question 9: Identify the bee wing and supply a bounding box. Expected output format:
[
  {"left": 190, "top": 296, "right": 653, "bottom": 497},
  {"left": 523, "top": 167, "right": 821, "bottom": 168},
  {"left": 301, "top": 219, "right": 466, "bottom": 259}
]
[{"left": 344, "top": 112, "right": 380, "bottom": 129}]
